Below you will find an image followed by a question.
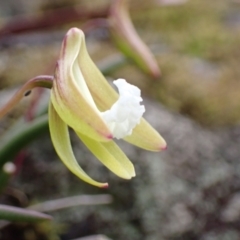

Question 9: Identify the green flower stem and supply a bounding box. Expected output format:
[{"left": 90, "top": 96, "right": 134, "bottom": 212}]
[{"left": 0, "top": 115, "right": 49, "bottom": 168}]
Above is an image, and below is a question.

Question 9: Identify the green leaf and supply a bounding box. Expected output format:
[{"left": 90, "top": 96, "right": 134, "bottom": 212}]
[{"left": 0, "top": 204, "right": 52, "bottom": 222}]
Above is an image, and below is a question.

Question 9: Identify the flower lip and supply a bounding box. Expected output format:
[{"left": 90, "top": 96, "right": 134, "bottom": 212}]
[{"left": 101, "top": 79, "right": 145, "bottom": 139}]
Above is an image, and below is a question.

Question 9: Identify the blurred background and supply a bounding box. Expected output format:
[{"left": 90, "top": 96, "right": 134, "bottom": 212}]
[{"left": 1, "top": 0, "right": 240, "bottom": 239}]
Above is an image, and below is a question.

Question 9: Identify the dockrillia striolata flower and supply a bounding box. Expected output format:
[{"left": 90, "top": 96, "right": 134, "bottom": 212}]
[
  {"left": 0, "top": 26, "right": 166, "bottom": 187},
  {"left": 49, "top": 28, "right": 166, "bottom": 187}
]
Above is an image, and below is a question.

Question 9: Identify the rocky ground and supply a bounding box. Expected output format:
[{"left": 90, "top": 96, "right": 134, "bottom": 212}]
[{"left": 1, "top": 99, "right": 240, "bottom": 240}]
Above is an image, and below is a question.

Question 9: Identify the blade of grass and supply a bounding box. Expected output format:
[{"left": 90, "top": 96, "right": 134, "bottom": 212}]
[
  {"left": 0, "top": 204, "right": 52, "bottom": 222},
  {"left": 28, "top": 194, "right": 113, "bottom": 212}
]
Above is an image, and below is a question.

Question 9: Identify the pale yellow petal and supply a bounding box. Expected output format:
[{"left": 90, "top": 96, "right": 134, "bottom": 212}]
[
  {"left": 48, "top": 102, "right": 108, "bottom": 188},
  {"left": 124, "top": 118, "right": 167, "bottom": 151},
  {"left": 76, "top": 30, "right": 166, "bottom": 151},
  {"left": 77, "top": 132, "right": 135, "bottom": 179},
  {"left": 51, "top": 28, "right": 112, "bottom": 142}
]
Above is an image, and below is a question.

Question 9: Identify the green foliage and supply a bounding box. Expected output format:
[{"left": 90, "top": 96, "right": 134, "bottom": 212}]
[{"left": 0, "top": 204, "right": 52, "bottom": 222}]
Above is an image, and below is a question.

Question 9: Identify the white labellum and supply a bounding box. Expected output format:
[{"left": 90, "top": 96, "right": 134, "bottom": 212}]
[{"left": 101, "top": 79, "right": 145, "bottom": 139}]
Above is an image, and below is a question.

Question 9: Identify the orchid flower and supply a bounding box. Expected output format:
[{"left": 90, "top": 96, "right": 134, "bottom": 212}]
[
  {"left": 49, "top": 28, "right": 166, "bottom": 187},
  {"left": 0, "top": 28, "right": 166, "bottom": 188}
]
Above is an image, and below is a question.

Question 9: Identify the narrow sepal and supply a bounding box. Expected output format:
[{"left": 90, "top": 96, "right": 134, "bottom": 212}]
[
  {"left": 52, "top": 28, "right": 112, "bottom": 142},
  {"left": 77, "top": 132, "right": 135, "bottom": 179},
  {"left": 48, "top": 102, "right": 108, "bottom": 188},
  {"left": 124, "top": 118, "right": 167, "bottom": 151}
]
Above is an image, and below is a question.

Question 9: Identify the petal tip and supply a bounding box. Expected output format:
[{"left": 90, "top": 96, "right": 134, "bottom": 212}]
[
  {"left": 101, "top": 183, "right": 109, "bottom": 189},
  {"left": 160, "top": 143, "right": 167, "bottom": 151},
  {"left": 106, "top": 133, "right": 113, "bottom": 140},
  {"left": 67, "top": 27, "right": 83, "bottom": 35},
  {"left": 131, "top": 169, "right": 136, "bottom": 178},
  {"left": 126, "top": 174, "right": 135, "bottom": 180}
]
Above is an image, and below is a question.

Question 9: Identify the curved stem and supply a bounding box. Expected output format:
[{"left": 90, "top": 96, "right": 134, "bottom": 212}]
[{"left": 0, "top": 75, "right": 53, "bottom": 119}]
